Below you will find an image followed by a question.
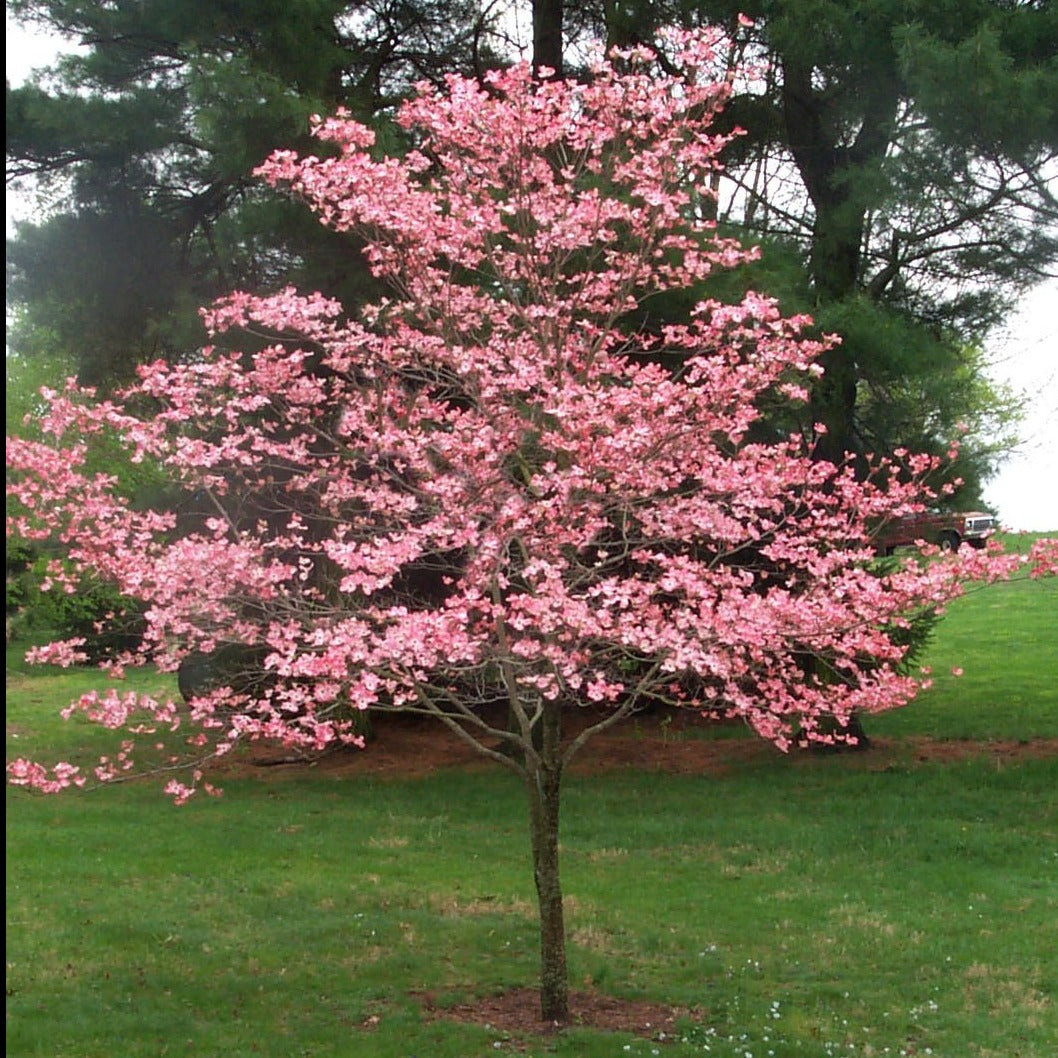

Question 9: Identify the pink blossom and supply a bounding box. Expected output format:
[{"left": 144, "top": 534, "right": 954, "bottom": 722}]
[{"left": 7, "top": 31, "right": 1054, "bottom": 797}]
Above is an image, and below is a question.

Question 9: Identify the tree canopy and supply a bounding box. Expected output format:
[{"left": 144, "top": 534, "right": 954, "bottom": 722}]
[{"left": 10, "top": 32, "right": 1055, "bottom": 1020}]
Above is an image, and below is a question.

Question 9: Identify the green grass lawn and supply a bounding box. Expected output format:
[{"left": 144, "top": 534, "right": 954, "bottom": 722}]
[
  {"left": 6, "top": 547, "right": 1058, "bottom": 1057},
  {"left": 870, "top": 533, "right": 1058, "bottom": 742}
]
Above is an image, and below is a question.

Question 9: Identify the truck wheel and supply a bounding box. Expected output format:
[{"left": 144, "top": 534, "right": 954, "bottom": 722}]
[{"left": 939, "top": 530, "right": 960, "bottom": 551}]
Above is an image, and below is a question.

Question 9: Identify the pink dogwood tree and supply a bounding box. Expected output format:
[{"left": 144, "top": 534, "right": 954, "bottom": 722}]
[{"left": 8, "top": 29, "right": 1054, "bottom": 1022}]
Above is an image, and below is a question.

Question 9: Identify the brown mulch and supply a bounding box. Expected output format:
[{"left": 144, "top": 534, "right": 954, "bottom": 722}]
[
  {"left": 416, "top": 985, "right": 700, "bottom": 1040},
  {"left": 206, "top": 702, "right": 1058, "bottom": 782},
  {"left": 893, "top": 734, "right": 1058, "bottom": 765}
]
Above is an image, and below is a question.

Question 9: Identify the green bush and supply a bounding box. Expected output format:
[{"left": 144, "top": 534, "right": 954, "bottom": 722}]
[{"left": 6, "top": 543, "right": 145, "bottom": 660}]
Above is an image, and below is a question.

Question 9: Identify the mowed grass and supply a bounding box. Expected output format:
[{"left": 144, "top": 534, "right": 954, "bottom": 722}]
[
  {"left": 870, "top": 532, "right": 1058, "bottom": 742},
  {"left": 6, "top": 541, "right": 1057, "bottom": 1058}
]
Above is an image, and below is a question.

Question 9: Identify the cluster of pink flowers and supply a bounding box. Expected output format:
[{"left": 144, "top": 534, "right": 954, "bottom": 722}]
[
  {"left": 7, "top": 31, "right": 1055, "bottom": 801},
  {"left": 7, "top": 759, "right": 85, "bottom": 793}
]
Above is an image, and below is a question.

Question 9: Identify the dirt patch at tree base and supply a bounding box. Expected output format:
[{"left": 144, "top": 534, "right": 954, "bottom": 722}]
[{"left": 414, "top": 985, "right": 701, "bottom": 1042}]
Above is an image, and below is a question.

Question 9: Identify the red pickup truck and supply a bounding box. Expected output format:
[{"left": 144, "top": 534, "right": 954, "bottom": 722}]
[{"left": 875, "top": 510, "right": 997, "bottom": 555}]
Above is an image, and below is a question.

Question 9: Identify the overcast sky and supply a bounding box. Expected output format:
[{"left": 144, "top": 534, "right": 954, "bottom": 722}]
[{"left": 6, "top": 17, "right": 1056, "bottom": 530}]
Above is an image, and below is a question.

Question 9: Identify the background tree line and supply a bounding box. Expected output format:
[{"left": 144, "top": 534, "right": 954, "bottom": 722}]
[{"left": 6, "top": 0, "right": 1056, "bottom": 497}]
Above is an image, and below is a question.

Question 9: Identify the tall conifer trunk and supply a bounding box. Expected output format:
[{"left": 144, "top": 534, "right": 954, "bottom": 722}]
[
  {"left": 781, "top": 57, "right": 897, "bottom": 464},
  {"left": 808, "top": 200, "right": 864, "bottom": 466},
  {"left": 533, "top": 0, "right": 564, "bottom": 76}
]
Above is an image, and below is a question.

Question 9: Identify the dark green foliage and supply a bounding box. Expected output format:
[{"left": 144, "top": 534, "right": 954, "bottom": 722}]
[
  {"left": 888, "top": 602, "right": 942, "bottom": 677},
  {"left": 6, "top": 0, "right": 503, "bottom": 387},
  {"left": 717, "top": 1, "right": 1056, "bottom": 477},
  {"left": 579, "top": 0, "right": 1056, "bottom": 498},
  {"left": 5, "top": 540, "right": 35, "bottom": 623},
  {"left": 814, "top": 297, "right": 1021, "bottom": 502},
  {"left": 6, "top": 0, "right": 1052, "bottom": 491},
  {"left": 6, "top": 546, "right": 146, "bottom": 660}
]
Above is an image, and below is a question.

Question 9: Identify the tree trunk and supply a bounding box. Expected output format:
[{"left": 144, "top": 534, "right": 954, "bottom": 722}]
[
  {"left": 779, "top": 57, "right": 896, "bottom": 465},
  {"left": 806, "top": 196, "right": 866, "bottom": 464},
  {"left": 525, "top": 697, "right": 569, "bottom": 1023},
  {"left": 533, "top": 0, "right": 564, "bottom": 77},
  {"left": 811, "top": 341, "right": 859, "bottom": 467}
]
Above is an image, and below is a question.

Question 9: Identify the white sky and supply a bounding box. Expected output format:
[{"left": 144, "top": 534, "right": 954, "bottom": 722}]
[
  {"left": 979, "top": 282, "right": 1058, "bottom": 531},
  {"left": 6, "top": 18, "right": 1057, "bottom": 530}
]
